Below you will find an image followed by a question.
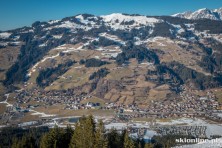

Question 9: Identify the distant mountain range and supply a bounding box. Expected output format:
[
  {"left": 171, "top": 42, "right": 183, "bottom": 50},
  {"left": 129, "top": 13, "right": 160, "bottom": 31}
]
[{"left": 172, "top": 8, "right": 222, "bottom": 20}]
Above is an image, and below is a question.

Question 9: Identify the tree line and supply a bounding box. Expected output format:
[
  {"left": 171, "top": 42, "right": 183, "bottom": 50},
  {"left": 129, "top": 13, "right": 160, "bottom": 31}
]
[
  {"left": 0, "top": 115, "right": 203, "bottom": 148},
  {"left": 7, "top": 115, "right": 154, "bottom": 148},
  {"left": 116, "top": 43, "right": 159, "bottom": 65},
  {"left": 89, "top": 68, "right": 109, "bottom": 80},
  {"left": 36, "top": 60, "right": 75, "bottom": 87}
]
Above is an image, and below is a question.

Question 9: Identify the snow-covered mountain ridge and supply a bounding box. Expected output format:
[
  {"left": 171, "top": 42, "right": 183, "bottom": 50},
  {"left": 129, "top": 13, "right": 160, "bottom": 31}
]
[{"left": 172, "top": 7, "right": 222, "bottom": 20}]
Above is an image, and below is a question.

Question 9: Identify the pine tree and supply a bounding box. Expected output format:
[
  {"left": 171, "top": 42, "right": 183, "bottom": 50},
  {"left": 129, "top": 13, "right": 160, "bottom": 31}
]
[
  {"left": 40, "top": 134, "right": 48, "bottom": 148},
  {"left": 12, "top": 135, "right": 36, "bottom": 148},
  {"left": 63, "top": 125, "right": 74, "bottom": 148},
  {"left": 94, "top": 119, "right": 108, "bottom": 148},
  {"left": 69, "top": 115, "right": 96, "bottom": 148},
  {"left": 69, "top": 116, "right": 86, "bottom": 148},
  {"left": 85, "top": 115, "right": 96, "bottom": 147},
  {"left": 40, "top": 125, "right": 65, "bottom": 148},
  {"left": 11, "top": 138, "right": 19, "bottom": 148},
  {"left": 123, "top": 130, "right": 135, "bottom": 148},
  {"left": 144, "top": 143, "right": 154, "bottom": 148},
  {"left": 107, "top": 128, "right": 122, "bottom": 148}
]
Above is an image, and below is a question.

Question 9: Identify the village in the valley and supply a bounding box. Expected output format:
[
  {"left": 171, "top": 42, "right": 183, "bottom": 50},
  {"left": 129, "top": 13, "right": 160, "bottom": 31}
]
[{"left": 0, "top": 82, "right": 222, "bottom": 140}]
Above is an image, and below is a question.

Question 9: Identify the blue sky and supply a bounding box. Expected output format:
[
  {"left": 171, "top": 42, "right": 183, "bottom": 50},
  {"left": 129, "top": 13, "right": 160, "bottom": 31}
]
[{"left": 0, "top": 0, "right": 222, "bottom": 31}]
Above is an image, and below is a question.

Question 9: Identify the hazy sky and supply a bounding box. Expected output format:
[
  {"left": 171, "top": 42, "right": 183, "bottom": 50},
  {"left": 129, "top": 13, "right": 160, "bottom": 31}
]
[{"left": 0, "top": 0, "right": 222, "bottom": 31}]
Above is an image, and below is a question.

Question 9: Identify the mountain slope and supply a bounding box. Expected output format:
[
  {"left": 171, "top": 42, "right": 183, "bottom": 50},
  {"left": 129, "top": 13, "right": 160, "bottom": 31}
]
[{"left": 0, "top": 11, "right": 222, "bottom": 106}]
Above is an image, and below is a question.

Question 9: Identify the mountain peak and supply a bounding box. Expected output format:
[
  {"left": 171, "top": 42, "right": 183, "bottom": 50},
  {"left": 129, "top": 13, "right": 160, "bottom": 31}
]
[
  {"left": 172, "top": 7, "right": 222, "bottom": 20},
  {"left": 101, "top": 13, "right": 161, "bottom": 30},
  {"left": 197, "top": 8, "right": 209, "bottom": 12},
  {"left": 214, "top": 7, "right": 222, "bottom": 12}
]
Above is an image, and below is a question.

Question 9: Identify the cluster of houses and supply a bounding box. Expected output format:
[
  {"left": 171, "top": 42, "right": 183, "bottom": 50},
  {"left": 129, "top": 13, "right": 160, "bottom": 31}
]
[
  {"left": 155, "top": 125, "right": 207, "bottom": 137},
  {"left": 65, "top": 102, "right": 101, "bottom": 110},
  {"left": 92, "top": 85, "right": 222, "bottom": 121},
  {"left": 136, "top": 85, "right": 222, "bottom": 119},
  {"left": 15, "top": 89, "right": 87, "bottom": 106},
  {"left": 205, "top": 111, "right": 222, "bottom": 122}
]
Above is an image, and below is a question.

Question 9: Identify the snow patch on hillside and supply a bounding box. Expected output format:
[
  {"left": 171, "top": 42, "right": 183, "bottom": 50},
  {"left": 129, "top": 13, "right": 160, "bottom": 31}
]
[
  {"left": 134, "top": 36, "right": 173, "bottom": 46},
  {"left": 48, "top": 20, "right": 60, "bottom": 24},
  {"left": 102, "top": 13, "right": 160, "bottom": 24},
  {"left": 0, "top": 32, "right": 11, "bottom": 39},
  {"left": 101, "top": 13, "right": 161, "bottom": 30},
  {"left": 171, "top": 24, "right": 185, "bottom": 34},
  {"left": 27, "top": 53, "right": 60, "bottom": 77},
  {"left": 30, "top": 109, "right": 56, "bottom": 117},
  {"left": 99, "top": 32, "right": 125, "bottom": 45},
  {"left": 52, "top": 35, "right": 63, "bottom": 39},
  {"left": 45, "top": 20, "right": 99, "bottom": 32},
  {"left": 75, "top": 15, "right": 98, "bottom": 25},
  {"left": 0, "top": 42, "right": 8, "bottom": 46}
]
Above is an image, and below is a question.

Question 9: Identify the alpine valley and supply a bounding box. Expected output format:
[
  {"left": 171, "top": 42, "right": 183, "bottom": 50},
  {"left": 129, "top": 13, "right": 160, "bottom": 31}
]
[{"left": 0, "top": 7, "right": 222, "bottom": 126}]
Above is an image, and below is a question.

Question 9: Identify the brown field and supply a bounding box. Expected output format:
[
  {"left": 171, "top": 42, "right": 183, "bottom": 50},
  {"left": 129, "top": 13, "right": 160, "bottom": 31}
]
[
  {"left": 156, "top": 118, "right": 178, "bottom": 122},
  {"left": 148, "top": 88, "right": 170, "bottom": 101},
  {"left": 0, "top": 46, "right": 21, "bottom": 70},
  {"left": 45, "top": 66, "right": 96, "bottom": 90},
  {"left": 0, "top": 84, "right": 6, "bottom": 99},
  {"left": 132, "top": 117, "right": 154, "bottom": 122},
  {"left": 20, "top": 112, "right": 40, "bottom": 122},
  {"left": 7, "top": 94, "right": 17, "bottom": 105},
  {"left": 148, "top": 38, "right": 210, "bottom": 76},
  {"left": 0, "top": 104, "right": 6, "bottom": 114},
  {"left": 106, "top": 67, "right": 133, "bottom": 81},
  {"left": 212, "top": 89, "right": 222, "bottom": 103}
]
